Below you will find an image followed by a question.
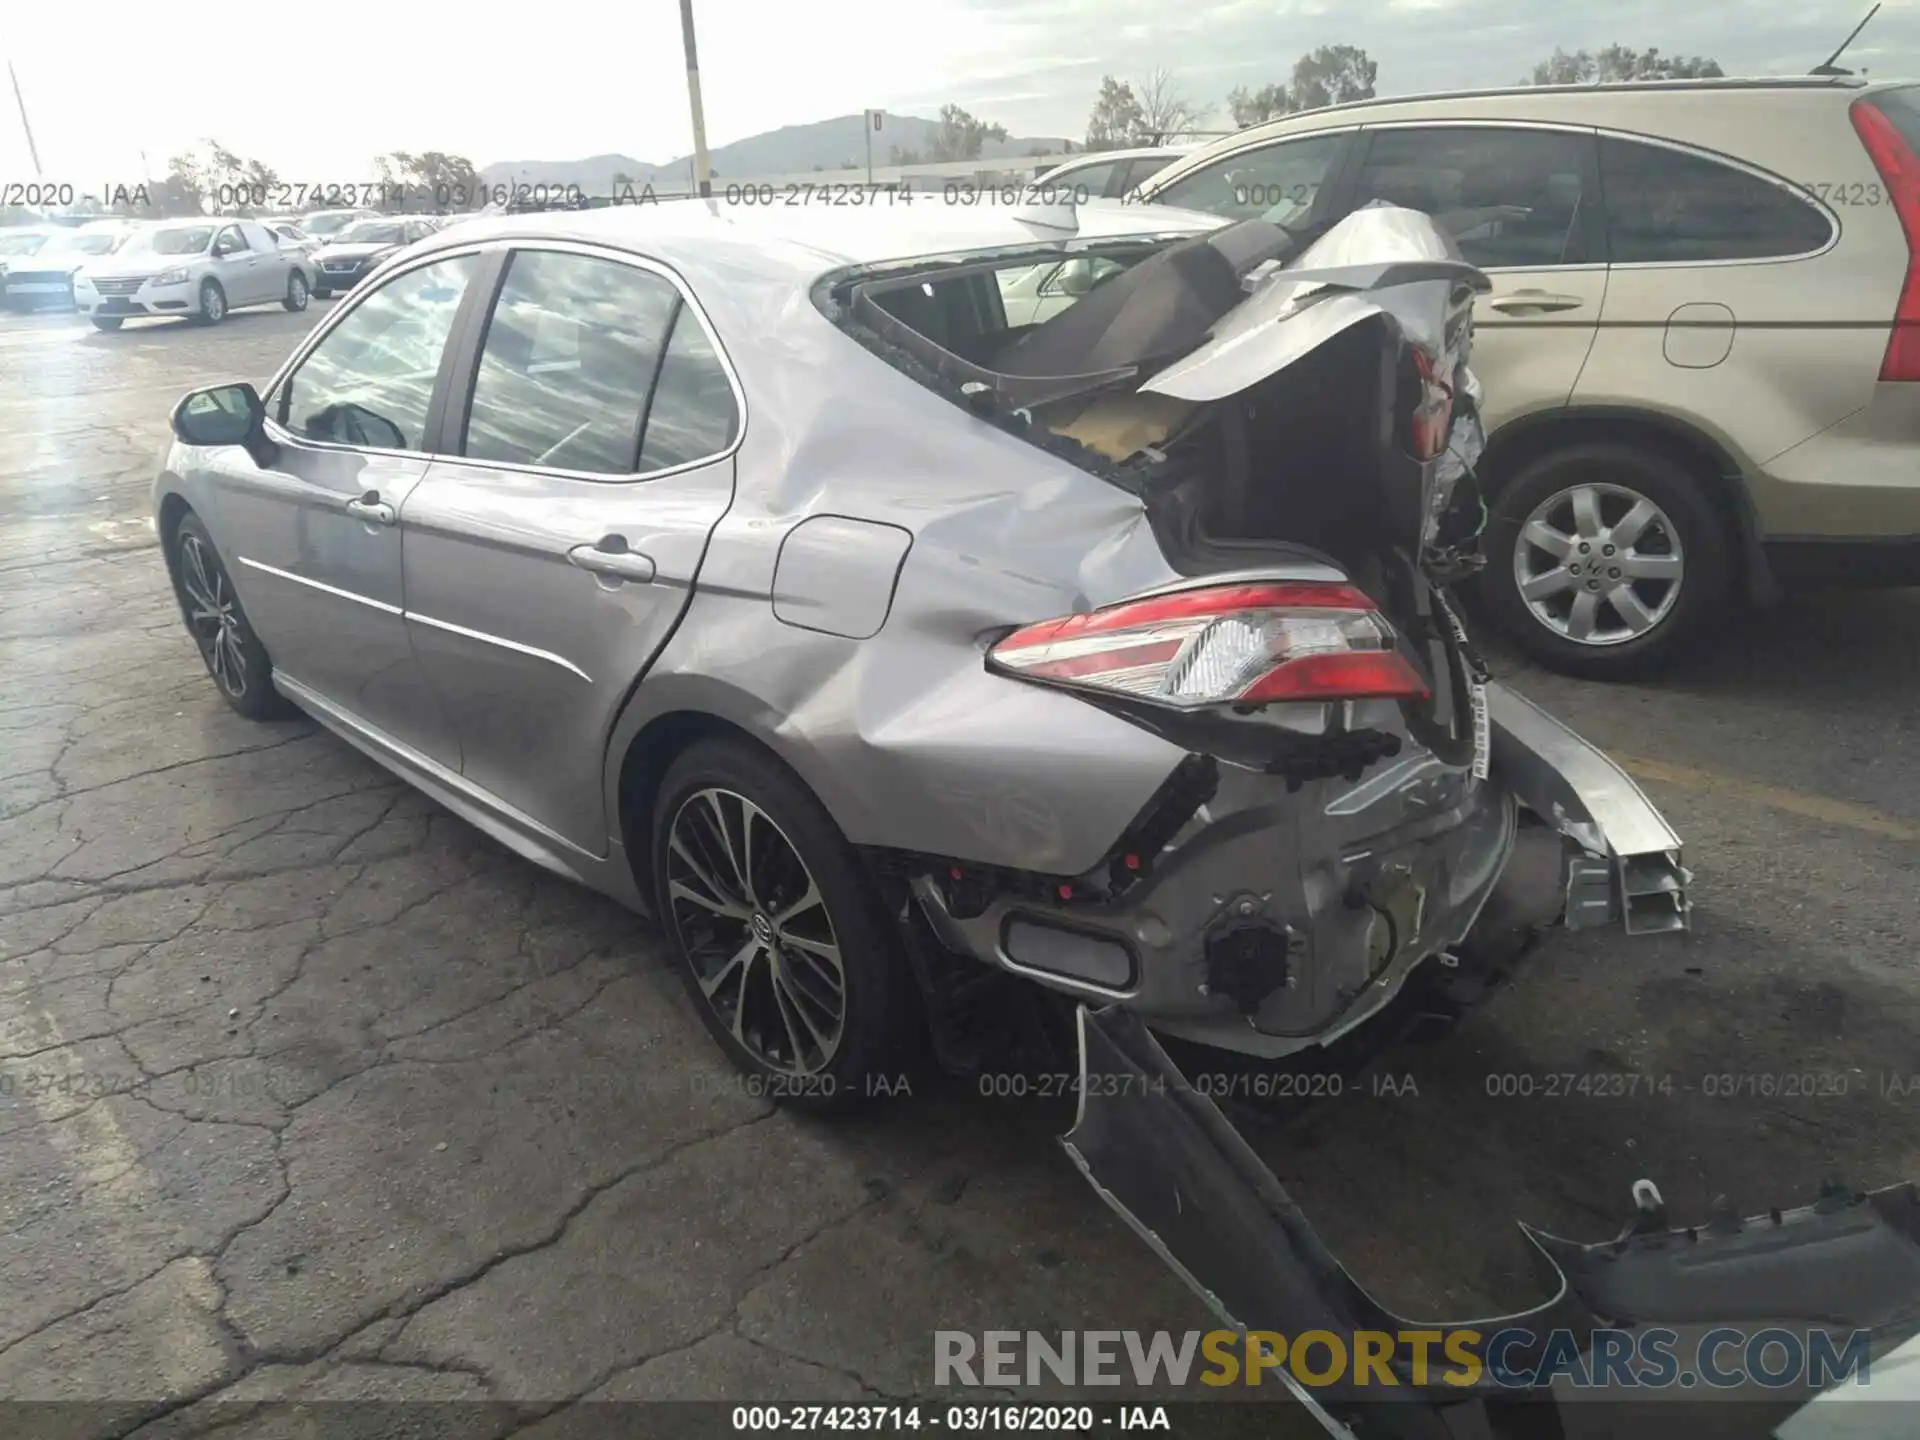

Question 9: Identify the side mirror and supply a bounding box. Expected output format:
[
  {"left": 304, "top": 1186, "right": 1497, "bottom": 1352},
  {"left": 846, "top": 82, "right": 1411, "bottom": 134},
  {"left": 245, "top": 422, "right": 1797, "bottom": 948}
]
[
  {"left": 1056, "top": 261, "right": 1093, "bottom": 297},
  {"left": 171, "top": 383, "right": 277, "bottom": 467}
]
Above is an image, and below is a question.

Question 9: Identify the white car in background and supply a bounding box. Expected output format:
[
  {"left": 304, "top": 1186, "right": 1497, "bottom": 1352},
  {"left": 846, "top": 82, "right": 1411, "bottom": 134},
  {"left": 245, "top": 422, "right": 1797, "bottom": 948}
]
[
  {"left": 74, "top": 218, "right": 313, "bottom": 330},
  {"left": 1031, "top": 145, "right": 1197, "bottom": 199},
  {"left": 0, "top": 227, "right": 58, "bottom": 307},
  {"left": 4, "top": 221, "right": 143, "bottom": 310}
]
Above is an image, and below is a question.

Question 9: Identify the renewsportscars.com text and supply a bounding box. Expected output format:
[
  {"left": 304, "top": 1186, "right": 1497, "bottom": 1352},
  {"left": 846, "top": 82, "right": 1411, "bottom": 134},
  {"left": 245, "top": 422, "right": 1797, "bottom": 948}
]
[{"left": 934, "top": 1326, "right": 1873, "bottom": 1391}]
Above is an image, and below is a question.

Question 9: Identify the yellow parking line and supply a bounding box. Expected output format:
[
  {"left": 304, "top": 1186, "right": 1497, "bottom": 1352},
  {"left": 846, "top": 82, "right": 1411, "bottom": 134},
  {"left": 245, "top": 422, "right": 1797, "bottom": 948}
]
[{"left": 1617, "top": 755, "right": 1920, "bottom": 842}]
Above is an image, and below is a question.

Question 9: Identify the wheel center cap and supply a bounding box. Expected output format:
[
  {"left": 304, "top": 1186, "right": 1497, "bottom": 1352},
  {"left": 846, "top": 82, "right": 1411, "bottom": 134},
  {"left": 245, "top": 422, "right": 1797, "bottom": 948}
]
[{"left": 750, "top": 913, "right": 775, "bottom": 945}]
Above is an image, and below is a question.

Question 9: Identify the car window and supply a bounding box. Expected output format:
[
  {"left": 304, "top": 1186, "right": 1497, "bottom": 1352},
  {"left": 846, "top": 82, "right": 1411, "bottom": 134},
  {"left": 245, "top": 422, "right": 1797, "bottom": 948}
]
[
  {"left": 636, "top": 304, "right": 740, "bottom": 472},
  {"left": 462, "top": 250, "right": 682, "bottom": 475},
  {"left": 1054, "top": 160, "right": 1116, "bottom": 197},
  {"left": 214, "top": 225, "right": 245, "bottom": 256},
  {"left": 1116, "top": 155, "right": 1178, "bottom": 196},
  {"left": 1597, "top": 136, "right": 1833, "bottom": 264},
  {"left": 1351, "top": 127, "right": 1590, "bottom": 268},
  {"left": 273, "top": 254, "right": 477, "bottom": 451},
  {"left": 241, "top": 222, "right": 274, "bottom": 251},
  {"left": 1153, "top": 132, "right": 1346, "bottom": 228}
]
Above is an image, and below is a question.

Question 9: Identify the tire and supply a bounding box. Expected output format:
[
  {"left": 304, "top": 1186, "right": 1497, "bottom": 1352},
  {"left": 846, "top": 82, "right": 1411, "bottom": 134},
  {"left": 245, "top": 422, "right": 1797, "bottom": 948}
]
[
  {"left": 652, "top": 738, "right": 917, "bottom": 1112},
  {"left": 91, "top": 316, "right": 124, "bottom": 331},
  {"left": 195, "top": 279, "right": 227, "bottom": 326},
  {"left": 167, "top": 513, "right": 297, "bottom": 721},
  {"left": 313, "top": 284, "right": 332, "bottom": 300},
  {"left": 1481, "top": 442, "right": 1732, "bottom": 680},
  {"left": 283, "top": 271, "right": 310, "bottom": 312}
]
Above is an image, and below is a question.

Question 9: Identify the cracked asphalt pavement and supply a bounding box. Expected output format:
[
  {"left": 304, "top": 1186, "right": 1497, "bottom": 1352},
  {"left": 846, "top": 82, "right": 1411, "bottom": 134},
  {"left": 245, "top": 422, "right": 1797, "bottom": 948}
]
[{"left": 1, "top": 302, "right": 1917, "bottom": 1438}]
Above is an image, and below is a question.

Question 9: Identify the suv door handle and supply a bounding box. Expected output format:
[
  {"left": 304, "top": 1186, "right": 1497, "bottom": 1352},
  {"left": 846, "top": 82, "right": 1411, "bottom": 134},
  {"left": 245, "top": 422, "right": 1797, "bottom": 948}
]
[
  {"left": 345, "top": 490, "right": 396, "bottom": 525},
  {"left": 1489, "top": 290, "right": 1585, "bottom": 315},
  {"left": 568, "top": 536, "right": 656, "bottom": 583}
]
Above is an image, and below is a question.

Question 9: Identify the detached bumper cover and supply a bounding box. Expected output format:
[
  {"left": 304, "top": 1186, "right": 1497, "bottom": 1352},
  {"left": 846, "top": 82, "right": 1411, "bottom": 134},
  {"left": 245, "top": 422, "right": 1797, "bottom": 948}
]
[{"left": 1062, "top": 1005, "right": 1920, "bottom": 1435}]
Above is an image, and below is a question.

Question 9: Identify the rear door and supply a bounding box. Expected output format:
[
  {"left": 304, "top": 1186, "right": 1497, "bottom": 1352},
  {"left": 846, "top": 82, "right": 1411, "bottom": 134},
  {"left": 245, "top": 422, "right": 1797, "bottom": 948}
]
[
  {"left": 400, "top": 243, "right": 743, "bottom": 855},
  {"left": 1343, "top": 123, "right": 1607, "bottom": 433},
  {"left": 1575, "top": 131, "right": 1876, "bottom": 498}
]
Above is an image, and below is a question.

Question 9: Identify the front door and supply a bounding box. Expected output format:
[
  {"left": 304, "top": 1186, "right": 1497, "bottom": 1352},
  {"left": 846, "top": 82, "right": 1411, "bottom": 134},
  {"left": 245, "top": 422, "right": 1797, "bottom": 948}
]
[
  {"left": 401, "top": 245, "right": 743, "bottom": 855},
  {"left": 1343, "top": 124, "right": 1608, "bottom": 433},
  {"left": 221, "top": 250, "right": 483, "bottom": 767}
]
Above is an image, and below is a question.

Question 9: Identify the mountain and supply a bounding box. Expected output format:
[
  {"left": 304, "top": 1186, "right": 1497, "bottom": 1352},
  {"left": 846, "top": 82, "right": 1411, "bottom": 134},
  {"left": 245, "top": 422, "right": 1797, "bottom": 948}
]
[{"left": 479, "top": 113, "right": 1077, "bottom": 193}]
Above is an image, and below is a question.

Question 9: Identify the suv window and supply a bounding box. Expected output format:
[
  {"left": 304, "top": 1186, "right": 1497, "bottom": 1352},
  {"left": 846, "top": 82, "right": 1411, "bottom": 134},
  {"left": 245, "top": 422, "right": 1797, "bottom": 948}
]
[
  {"left": 1352, "top": 127, "right": 1591, "bottom": 268},
  {"left": 462, "top": 250, "right": 692, "bottom": 475},
  {"left": 1116, "top": 155, "right": 1178, "bottom": 196},
  {"left": 274, "top": 254, "right": 476, "bottom": 450},
  {"left": 1152, "top": 131, "right": 1346, "bottom": 228},
  {"left": 1598, "top": 136, "right": 1833, "bottom": 263}
]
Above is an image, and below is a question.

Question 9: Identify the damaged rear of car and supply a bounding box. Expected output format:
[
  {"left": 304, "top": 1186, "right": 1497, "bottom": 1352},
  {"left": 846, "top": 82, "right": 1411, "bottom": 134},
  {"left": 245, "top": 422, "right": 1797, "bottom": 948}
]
[{"left": 806, "top": 200, "right": 1688, "bottom": 1066}]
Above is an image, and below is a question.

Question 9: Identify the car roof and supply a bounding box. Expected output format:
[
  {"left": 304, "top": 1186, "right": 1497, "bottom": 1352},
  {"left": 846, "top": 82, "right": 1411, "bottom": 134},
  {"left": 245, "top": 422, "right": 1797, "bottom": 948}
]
[{"left": 410, "top": 197, "right": 1228, "bottom": 286}]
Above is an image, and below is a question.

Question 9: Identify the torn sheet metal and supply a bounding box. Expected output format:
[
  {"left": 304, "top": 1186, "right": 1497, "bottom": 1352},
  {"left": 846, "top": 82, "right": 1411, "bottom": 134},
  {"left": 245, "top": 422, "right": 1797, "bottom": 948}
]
[
  {"left": 1061, "top": 1005, "right": 1920, "bottom": 1436},
  {"left": 1141, "top": 204, "right": 1490, "bottom": 404}
]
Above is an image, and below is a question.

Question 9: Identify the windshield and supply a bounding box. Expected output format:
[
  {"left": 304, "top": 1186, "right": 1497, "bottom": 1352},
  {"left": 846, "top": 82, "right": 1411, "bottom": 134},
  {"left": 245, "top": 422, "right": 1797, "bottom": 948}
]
[
  {"left": 304, "top": 212, "right": 359, "bottom": 237},
  {"left": 0, "top": 232, "right": 49, "bottom": 257},
  {"left": 336, "top": 221, "right": 407, "bottom": 246},
  {"left": 142, "top": 227, "right": 215, "bottom": 256},
  {"left": 67, "top": 232, "right": 125, "bottom": 255}
]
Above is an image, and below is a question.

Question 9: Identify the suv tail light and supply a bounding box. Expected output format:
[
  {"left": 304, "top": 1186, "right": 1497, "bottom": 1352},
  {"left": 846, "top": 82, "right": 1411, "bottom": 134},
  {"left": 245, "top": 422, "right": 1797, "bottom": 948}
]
[
  {"left": 1851, "top": 97, "right": 1920, "bottom": 381},
  {"left": 988, "top": 582, "right": 1430, "bottom": 708}
]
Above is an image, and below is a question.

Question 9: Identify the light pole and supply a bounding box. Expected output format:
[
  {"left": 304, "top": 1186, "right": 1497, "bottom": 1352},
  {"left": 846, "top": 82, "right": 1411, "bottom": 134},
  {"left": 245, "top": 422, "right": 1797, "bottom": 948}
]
[
  {"left": 8, "top": 61, "right": 43, "bottom": 180},
  {"left": 679, "top": 0, "right": 712, "bottom": 198}
]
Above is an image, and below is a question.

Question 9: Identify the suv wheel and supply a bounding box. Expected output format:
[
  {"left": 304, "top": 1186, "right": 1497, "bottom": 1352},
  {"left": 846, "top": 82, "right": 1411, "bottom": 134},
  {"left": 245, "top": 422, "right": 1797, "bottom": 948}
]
[
  {"left": 1483, "top": 442, "right": 1730, "bottom": 679},
  {"left": 651, "top": 738, "right": 916, "bottom": 1112}
]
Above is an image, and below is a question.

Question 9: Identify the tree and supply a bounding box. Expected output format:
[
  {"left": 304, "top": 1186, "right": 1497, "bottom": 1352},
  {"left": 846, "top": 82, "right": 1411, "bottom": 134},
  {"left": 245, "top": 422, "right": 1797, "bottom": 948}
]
[
  {"left": 376, "top": 150, "right": 483, "bottom": 210},
  {"left": 1524, "top": 45, "right": 1723, "bottom": 85},
  {"left": 1225, "top": 45, "right": 1378, "bottom": 129},
  {"left": 889, "top": 145, "right": 924, "bottom": 166},
  {"left": 1288, "top": 44, "right": 1378, "bottom": 110},
  {"left": 927, "top": 104, "right": 1009, "bottom": 162},
  {"left": 1227, "top": 83, "right": 1291, "bottom": 128},
  {"left": 1086, "top": 76, "right": 1146, "bottom": 151},
  {"left": 1135, "top": 68, "right": 1207, "bottom": 143}
]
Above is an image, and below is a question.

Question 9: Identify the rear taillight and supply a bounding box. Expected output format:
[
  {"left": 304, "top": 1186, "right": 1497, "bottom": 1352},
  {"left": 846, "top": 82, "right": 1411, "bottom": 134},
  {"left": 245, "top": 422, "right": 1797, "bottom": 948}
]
[
  {"left": 988, "top": 582, "right": 1430, "bottom": 709},
  {"left": 1409, "top": 349, "right": 1454, "bottom": 460},
  {"left": 1851, "top": 98, "right": 1920, "bottom": 381}
]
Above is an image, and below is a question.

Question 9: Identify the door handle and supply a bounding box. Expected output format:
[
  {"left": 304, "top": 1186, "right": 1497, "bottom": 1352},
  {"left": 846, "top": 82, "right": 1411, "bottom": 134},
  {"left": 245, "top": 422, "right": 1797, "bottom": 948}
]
[
  {"left": 1489, "top": 291, "right": 1585, "bottom": 315},
  {"left": 568, "top": 536, "right": 656, "bottom": 584},
  {"left": 345, "top": 490, "right": 396, "bottom": 525}
]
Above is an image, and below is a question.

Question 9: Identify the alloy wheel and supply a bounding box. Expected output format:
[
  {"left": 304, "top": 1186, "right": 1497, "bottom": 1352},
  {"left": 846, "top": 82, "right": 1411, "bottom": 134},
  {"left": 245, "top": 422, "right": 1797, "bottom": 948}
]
[
  {"left": 204, "top": 287, "right": 225, "bottom": 322},
  {"left": 177, "top": 533, "right": 250, "bottom": 697},
  {"left": 664, "top": 787, "right": 847, "bottom": 1076},
  {"left": 1513, "top": 482, "right": 1685, "bottom": 646}
]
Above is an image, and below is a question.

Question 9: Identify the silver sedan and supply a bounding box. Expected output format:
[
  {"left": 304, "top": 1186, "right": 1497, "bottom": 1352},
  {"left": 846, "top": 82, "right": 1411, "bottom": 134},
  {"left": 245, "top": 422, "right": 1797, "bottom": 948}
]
[{"left": 153, "top": 199, "right": 1687, "bottom": 1103}]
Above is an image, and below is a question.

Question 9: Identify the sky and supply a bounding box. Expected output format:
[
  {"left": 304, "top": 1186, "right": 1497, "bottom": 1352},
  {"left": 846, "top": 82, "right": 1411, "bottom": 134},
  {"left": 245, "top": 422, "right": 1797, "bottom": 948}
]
[{"left": 4, "top": 0, "right": 1920, "bottom": 185}]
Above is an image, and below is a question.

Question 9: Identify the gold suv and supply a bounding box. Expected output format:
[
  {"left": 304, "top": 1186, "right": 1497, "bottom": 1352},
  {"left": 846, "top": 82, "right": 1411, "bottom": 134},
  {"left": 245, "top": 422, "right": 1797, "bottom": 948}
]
[{"left": 1142, "top": 77, "right": 1920, "bottom": 676}]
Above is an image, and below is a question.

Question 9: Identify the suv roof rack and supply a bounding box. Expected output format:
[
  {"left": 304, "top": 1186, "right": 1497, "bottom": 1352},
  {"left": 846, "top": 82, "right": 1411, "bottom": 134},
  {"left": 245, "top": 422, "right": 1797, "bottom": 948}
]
[{"left": 1243, "top": 74, "right": 1867, "bottom": 128}]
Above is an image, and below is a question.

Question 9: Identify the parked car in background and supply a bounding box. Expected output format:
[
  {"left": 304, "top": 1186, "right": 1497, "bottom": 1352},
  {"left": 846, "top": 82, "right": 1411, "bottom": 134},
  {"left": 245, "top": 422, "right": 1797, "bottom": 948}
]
[
  {"left": 75, "top": 218, "right": 312, "bottom": 329},
  {"left": 297, "top": 208, "right": 376, "bottom": 242},
  {"left": 266, "top": 220, "right": 323, "bottom": 259},
  {"left": 1141, "top": 76, "right": 1920, "bottom": 676},
  {"left": 0, "top": 227, "right": 57, "bottom": 307},
  {"left": 1032, "top": 144, "right": 1196, "bottom": 199},
  {"left": 152, "top": 200, "right": 1690, "bottom": 1116},
  {"left": 2, "top": 220, "right": 142, "bottom": 310},
  {"left": 309, "top": 216, "right": 438, "bottom": 297}
]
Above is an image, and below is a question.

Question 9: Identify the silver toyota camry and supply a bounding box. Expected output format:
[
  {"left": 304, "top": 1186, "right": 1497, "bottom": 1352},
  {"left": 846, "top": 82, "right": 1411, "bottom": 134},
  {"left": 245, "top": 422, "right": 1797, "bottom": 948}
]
[{"left": 154, "top": 197, "right": 1689, "bottom": 1103}]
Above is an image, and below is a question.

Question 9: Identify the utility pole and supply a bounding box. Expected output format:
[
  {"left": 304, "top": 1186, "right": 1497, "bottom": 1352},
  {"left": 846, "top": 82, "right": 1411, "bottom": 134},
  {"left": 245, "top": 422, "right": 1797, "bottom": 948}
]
[
  {"left": 8, "top": 61, "right": 43, "bottom": 179},
  {"left": 679, "top": 0, "right": 712, "bottom": 198},
  {"left": 865, "top": 109, "right": 880, "bottom": 187}
]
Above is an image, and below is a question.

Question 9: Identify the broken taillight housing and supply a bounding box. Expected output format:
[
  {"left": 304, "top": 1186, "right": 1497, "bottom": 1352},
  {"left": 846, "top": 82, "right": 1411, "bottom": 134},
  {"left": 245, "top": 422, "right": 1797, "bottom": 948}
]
[
  {"left": 988, "top": 582, "right": 1430, "bottom": 709},
  {"left": 1409, "top": 348, "right": 1454, "bottom": 461}
]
